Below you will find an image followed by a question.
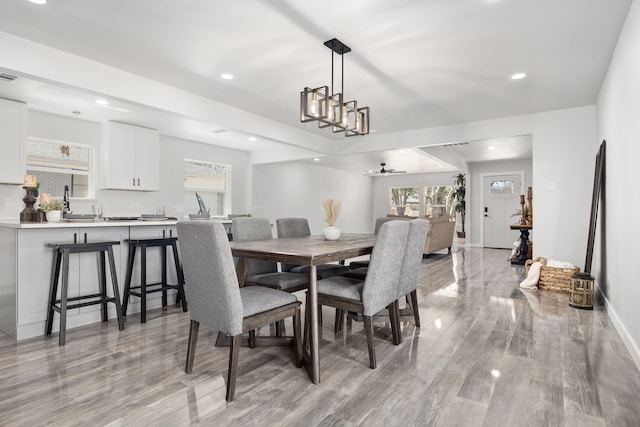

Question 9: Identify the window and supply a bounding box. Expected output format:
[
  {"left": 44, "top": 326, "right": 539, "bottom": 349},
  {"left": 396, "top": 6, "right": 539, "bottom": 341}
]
[
  {"left": 424, "top": 185, "right": 455, "bottom": 218},
  {"left": 389, "top": 185, "right": 456, "bottom": 218},
  {"left": 184, "top": 159, "right": 231, "bottom": 217},
  {"left": 490, "top": 179, "right": 514, "bottom": 194},
  {"left": 389, "top": 187, "right": 420, "bottom": 216},
  {"left": 26, "top": 137, "right": 91, "bottom": 198}
]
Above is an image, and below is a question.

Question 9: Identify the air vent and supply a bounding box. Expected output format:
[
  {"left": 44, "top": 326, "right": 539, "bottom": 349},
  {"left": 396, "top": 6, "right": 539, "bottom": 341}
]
[
  {"left": 0, "top": 73, "right": 18, "bottom": 82},
  {"left": 210, "top": 129, "right": 228, "bottom": 134},
  {"left": 442, "top": 142, "right": 470, "bottom": 147}
]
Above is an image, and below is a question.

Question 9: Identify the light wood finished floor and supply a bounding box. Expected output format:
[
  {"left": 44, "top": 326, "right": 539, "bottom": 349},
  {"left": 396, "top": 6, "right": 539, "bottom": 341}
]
[{"left": 1, "top": 247, "right": 640, "bottom": 426}]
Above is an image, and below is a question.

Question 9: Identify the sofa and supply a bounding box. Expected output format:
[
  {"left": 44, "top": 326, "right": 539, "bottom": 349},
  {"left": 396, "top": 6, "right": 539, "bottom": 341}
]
[
  {"left": 423, "top": 216, "right": 455, "bottom": 255},
  {"left": 385, "top": 214, "right": 455, "bottom": 255}
]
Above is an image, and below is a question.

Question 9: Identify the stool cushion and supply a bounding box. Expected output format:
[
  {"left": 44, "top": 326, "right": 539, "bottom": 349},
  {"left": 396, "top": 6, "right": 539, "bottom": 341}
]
[{"left": 240, "top": 286, "right": 299, "bottom": 317}]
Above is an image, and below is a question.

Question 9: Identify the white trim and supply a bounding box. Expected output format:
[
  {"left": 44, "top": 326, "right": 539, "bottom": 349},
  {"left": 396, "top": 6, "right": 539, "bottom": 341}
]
[{"left": 598, "top": 285, "right": 640, "bottom": 372}]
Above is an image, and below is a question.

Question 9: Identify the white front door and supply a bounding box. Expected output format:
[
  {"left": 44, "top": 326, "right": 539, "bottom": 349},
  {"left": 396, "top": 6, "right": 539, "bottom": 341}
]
[{"left": 483, "top": 174, "right": 522, "bottom": 249}]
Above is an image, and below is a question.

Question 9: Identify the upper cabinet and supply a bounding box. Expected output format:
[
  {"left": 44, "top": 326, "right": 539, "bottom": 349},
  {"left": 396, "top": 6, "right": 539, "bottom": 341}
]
[
  {"left": 0, "top": 98, "right": 27, "bottom": 184},
  {"left": 101, "top": 121, "right": 159, "bottom": 191}
]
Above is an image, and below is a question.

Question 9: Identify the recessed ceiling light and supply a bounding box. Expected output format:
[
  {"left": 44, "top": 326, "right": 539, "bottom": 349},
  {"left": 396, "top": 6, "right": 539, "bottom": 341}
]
[
  {"left": 488, "top": 145, "right": 496, "bottom": 151},
  {"left": 220, "top": 73, "right": 234, "bottom": 80},
  {"left": 313, "top": 158, "right": 320, "bottom": 162},
  {"left": 248, "top": 137, "right": 256, "bottom": 141},
  {"left": 511, "top": 73, "right": 527, "bottom": 80},
  {"left": 28, "top": 0, "right": 47, "bottom": 4},
  {"left": 95, "top": 99, "right": 109, "bottom": 105}
]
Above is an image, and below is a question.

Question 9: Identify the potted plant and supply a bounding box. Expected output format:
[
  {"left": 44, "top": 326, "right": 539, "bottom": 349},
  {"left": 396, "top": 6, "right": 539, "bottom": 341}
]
[
  {"left": 39, "top": 199, "right": 65, "bottom": 222},
  {"left": 322, "top": 198, "right": 341, "bottom": 240},
  {"left": 453, "top": 173, "right": 466, "bottom": 238}
]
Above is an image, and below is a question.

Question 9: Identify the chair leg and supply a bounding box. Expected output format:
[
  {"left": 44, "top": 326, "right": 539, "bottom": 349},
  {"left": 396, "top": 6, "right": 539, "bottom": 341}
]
[
  {"left": 185, "top": 320, "right": 199, "bottom": 373},
  {"left": 364, "top": 315, "right": 376, "bottom": 369},
  {"left": 334, "top": 309, "right": 345, "bottom": 333},
  {"left": 303, "top": 292, "right": 310, "bottom": 352},
  {"left": 388, "top": 301, "right": 401, "bottom": 345},
  {"left": 248, "top": 330, "right": 256, "bottom": 348},
  {"left": 227, "top": 335, "right": 240, "bottom": 402},
  {"left": 293, "top": 306, "right": 302, "bottom": 368},
  {"left": 410, "top": 290, "right": 420, "bottom": 327},
  {"left": 275, "top": 319, "right": 286, "bottom": 337}
]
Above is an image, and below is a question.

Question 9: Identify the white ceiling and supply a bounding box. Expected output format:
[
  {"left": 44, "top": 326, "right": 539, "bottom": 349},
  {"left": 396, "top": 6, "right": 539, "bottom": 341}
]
[{"left": 0, "top": 0, "right": 632, "bottom": 173}]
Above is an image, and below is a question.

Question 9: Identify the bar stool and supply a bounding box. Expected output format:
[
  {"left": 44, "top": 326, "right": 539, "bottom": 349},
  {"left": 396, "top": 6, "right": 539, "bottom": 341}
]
[
  {"left": 46, "top": 240, "right": 125, "bottom": 346},
  {"left": 122, "top": 236, "right": 187, "bottom": 323}
]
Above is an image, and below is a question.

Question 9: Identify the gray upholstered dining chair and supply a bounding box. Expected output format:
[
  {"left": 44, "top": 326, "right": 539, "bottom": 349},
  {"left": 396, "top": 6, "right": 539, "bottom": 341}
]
[
  {"left": 276, "top": 217, "right": 349, "bottom": 279},
  {"left": 232, "top": 217, "right": 309, "bottom": 292},
  {"left": 312, "top": 220, "right": 409, "bottom": 369},
  {"left": 176, "top": 220, "right": 302, "bottom": 402},
  {"left": 347, "top": 217, "right": 396, "bottom": 271},
  {"left": 393, "top": 218, "right": 429, "bottom": 342}
]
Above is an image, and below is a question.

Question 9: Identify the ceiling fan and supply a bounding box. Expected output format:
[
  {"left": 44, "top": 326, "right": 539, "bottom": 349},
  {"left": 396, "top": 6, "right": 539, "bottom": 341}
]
[{"left": 365, "top": 162, "right": 407, "bottom": 176}]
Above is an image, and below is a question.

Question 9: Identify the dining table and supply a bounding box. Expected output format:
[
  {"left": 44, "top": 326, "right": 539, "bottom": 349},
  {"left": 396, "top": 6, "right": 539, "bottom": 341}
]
[{"left": 229, "top": 233, "right": 376, "bottom": 384}]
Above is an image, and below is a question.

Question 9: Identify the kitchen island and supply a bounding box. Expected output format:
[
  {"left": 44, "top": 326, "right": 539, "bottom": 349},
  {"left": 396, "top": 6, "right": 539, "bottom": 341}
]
[{"left": 0, "top": 218, "right": 228, "bottom": 340}]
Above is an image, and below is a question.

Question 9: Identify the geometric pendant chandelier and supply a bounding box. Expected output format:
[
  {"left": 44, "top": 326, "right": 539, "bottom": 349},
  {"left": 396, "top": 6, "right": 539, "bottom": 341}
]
[{"left": 300, "top": 38, "right": 369, "bottom": 137}]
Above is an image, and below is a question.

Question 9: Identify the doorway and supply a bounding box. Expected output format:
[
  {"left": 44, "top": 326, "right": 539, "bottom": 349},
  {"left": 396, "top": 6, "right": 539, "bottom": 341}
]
[{"left": 483, "top": 173, "right": 523, "bottom": 249}]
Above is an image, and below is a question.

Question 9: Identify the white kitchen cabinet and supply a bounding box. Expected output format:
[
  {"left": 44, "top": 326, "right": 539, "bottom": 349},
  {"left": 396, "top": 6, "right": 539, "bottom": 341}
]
[
  {"left": 0, "top": 98, "right": 27, "bottom": 184},
  {"left": 101, "top": 121, "right": 159, "bottom": 191},
  {"left": 16, "top": 227, "right": 127, "bottom": 326}
]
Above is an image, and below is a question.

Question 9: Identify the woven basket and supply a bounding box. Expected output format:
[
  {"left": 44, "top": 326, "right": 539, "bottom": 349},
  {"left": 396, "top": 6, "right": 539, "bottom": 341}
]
[{"left": 525, "top": 256, "right": 580, "bottom": 293}]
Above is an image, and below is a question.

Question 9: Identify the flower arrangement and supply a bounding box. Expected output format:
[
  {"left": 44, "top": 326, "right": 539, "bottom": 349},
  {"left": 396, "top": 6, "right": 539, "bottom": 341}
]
[
  {"left": 39, "top": 199, "right": 65, "bottom": 212},
  {"left": 322, "top": 198, "right": 341, "bottom": 227}
]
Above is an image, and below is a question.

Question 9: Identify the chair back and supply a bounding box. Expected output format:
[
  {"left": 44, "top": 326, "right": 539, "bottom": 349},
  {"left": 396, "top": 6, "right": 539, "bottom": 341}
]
[
  {"left": 231, "top": 217, "right": 277, "bottom": 275},
  {"left": 362, "top": 220, "right": 409, "bottom": 316},
  {"left": 276, "top": 218, "right": 311, "bottom": 238},
  {"left": 397, "top": 219, "right": 429, "bottom": 298},
  {"left": 176, "top": 221, "right": 243, "bottom": 336},
  {"left": 276, "top": 218, "right": 311, "bottom": 272}
]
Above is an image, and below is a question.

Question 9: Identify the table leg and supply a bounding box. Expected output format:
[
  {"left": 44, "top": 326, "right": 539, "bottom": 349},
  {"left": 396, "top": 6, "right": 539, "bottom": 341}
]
[{"left": 308, "top": 265, "right": 320, "bottom": 384}]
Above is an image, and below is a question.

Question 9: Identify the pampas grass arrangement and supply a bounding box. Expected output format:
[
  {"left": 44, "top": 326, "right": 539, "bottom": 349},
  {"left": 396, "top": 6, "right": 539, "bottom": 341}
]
[{"left": 322, "top": 198, "right": 341, "bottom": 226}]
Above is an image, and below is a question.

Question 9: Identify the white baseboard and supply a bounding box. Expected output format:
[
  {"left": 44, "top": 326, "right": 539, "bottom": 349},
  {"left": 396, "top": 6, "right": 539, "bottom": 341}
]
[{"left": 598, "top": 285, "right": 640, "bottom": 371}]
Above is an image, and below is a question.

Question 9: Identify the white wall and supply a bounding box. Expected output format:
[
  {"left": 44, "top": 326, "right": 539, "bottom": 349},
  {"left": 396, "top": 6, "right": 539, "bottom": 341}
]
[
  {"left": 596, "top": 0, "right": 640, "bottom": 367},
  {"left": 253, "top": 162, "right": 372, "bottom": 235},
  {"left": 0, "top": 110, "right": 251, "bottom": 219},
  {"left": 468, "top": 159, "right": 533, "bottom": 248}
]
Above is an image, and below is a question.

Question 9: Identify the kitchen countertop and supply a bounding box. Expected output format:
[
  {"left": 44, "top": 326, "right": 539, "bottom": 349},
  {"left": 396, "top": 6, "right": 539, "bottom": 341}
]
[{"left": 0, "top": 218, "right": 231, "bottom": 229}]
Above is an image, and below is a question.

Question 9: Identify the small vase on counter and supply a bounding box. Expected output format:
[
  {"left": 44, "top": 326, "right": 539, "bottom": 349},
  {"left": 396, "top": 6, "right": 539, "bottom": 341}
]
[
  {"left": 322, "top": 225, "right": 341, "bottom": 241},
  {"left": 46, "top": 210, "right": 63, "bottom": 222}
]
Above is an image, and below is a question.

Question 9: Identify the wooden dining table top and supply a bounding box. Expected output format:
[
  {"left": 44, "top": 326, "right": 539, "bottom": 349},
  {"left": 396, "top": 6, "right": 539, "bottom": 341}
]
[{"left": 228, "top": 233, "right": 376, "bottom": 265}]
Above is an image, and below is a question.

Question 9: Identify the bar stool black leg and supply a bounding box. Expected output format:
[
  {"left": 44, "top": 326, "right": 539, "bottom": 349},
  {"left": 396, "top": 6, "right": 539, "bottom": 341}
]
[
  {"left": 99, "top": 250, "right": 108, "bottom": 323},
  {"left": 161, "top": 244, "right": 168, "bottom": 308},
  {"left": 122, "top": 242, "right": 136, "bottom": 316},
  {"left": 46, "top": 250, "right": 62, "bottom": 336},
  {"left": 107, "top": 246, "right": 125, "bottom": 330},
  {"left": 171, "top": 242, "right": 187, "bottom": 312},
  {"left": 140, "top": 245, "right": 147, "bottom": 324},
  {"left": 59, "top": 249, "right": 70, "bottom": 346}
]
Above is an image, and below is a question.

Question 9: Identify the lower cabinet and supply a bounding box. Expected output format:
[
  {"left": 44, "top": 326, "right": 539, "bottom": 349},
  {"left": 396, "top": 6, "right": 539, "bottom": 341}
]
[{"left": 16, "top": 227, "right": 128, "bottom": 327}]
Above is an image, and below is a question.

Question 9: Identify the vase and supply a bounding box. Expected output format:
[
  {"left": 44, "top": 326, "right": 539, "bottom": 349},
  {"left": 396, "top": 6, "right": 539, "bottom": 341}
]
[
  {"left": 47, "top": 210, "right": 63, "bottom": 222},
  {"left": 322, "top": 226, "right": 341, "bottom": 241}
]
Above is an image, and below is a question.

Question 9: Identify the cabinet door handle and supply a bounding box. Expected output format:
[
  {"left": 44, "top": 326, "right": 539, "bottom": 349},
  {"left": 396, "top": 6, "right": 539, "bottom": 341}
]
[
  {"left": 137, "top": 178, "right": 140, "bottom": 187},
  {"left": 132, "top": 177, "right": 135, "bottom": 186},
  {"left": 73, "top": 233, "right": 77, "bottom": 244},
  {"left": 84, "top": 233, "right": 87, "bottom": 243}
]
